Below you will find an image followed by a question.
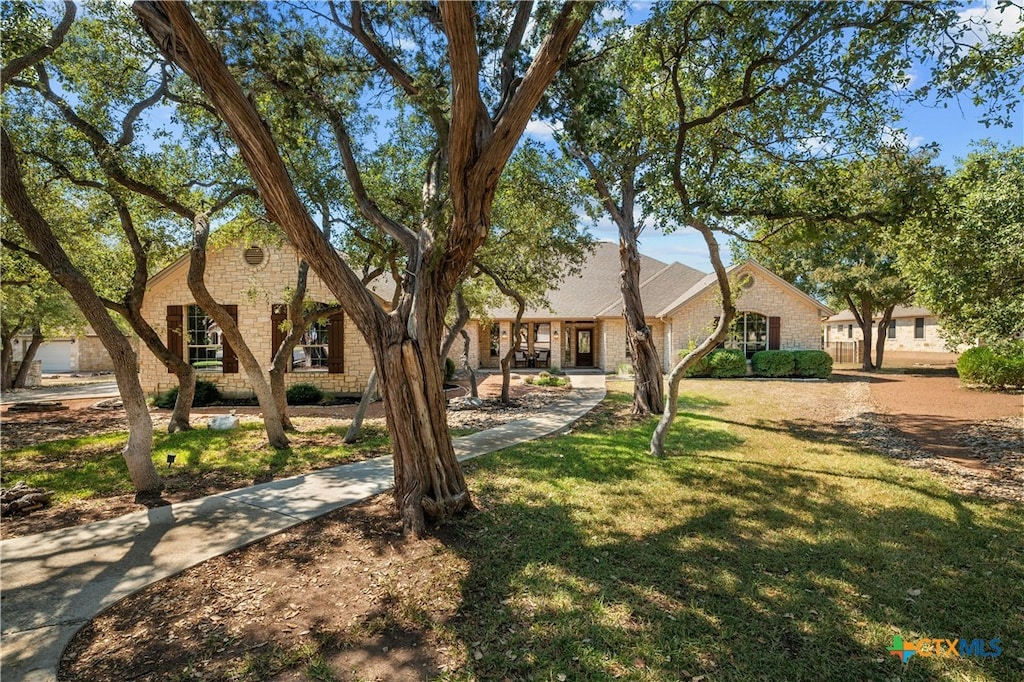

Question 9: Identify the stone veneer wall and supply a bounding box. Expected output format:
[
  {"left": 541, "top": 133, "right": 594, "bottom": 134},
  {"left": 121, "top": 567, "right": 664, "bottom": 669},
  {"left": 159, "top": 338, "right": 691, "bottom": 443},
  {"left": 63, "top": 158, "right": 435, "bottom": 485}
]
[
  {"left": 76, "top": 335, "right": 119, "bottom": 372},
  {"left": 665, "top": 269, "right": 825, "bottom": 370},
  {"left": 599, "top": 318, "right": 665, "bottom": 373},
  {"left": 141, "top": 245, "right": 376, "bottom": 397},
  {"left": 823, "top": 315, "right": 953, "bottom": 352},
  {"left": 9, "top": 360, "right": 43, "bottom": 387}
]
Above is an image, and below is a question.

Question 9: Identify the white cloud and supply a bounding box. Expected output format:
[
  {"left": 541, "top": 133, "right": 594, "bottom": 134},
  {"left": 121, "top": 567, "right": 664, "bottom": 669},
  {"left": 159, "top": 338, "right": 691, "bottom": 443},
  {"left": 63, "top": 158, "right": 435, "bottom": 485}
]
[
  {"left": 524, "top": 118, "right": 563, "bottom": 141},
  {"left": 880, "top": 126, "right": 924, "bottom": 150},
  {"left": 955, "top": 0, "right": 1023, "bottom": 46}
]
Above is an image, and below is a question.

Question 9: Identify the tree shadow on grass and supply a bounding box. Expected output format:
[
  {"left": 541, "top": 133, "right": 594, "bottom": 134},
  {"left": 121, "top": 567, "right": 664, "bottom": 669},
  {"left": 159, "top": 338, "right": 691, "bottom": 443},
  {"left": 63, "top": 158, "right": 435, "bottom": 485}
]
[{"left": 434, "top": 441, "right": 1024, "bottom": 681}]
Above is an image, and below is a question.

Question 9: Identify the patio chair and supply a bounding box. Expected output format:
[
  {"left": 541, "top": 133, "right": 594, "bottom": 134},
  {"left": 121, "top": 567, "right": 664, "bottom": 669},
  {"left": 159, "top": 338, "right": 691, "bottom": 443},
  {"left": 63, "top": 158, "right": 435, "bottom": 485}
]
[
  {"left": 514, "top": 350, "right": 528, "bottom": 368},
  {"left": 535, "top": 349, "right": 550, "bottom": 368}
]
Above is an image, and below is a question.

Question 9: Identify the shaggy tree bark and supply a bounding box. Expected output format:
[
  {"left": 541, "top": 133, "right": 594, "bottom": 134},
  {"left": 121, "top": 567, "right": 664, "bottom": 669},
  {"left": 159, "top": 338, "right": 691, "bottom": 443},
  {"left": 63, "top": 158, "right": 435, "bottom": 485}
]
[
  {"left": 572, "top": 152, "right": 664, "bottom": 415},
  {"left": 343, "top": 368, "right": 377, "bottom": 444},
  {"left": 874, "top": 303, "right": 896, "bottom": 370},
  {"left": 133, "top": 0, "right": 590, "bottom": 535},
  {"left": 0, "top": 321, "right": 18, "bottom": 388},
  {"left": 847, "top": 294, "right": 876, "bottom": 372},
  {"left": 190, "top": 214, "right": 289, "bottom": 448},
  {"left": 651, "top": 221, "right": 735, "bottom": 457},
  {"left": 1, "top": 128, "right": 161, "bottom": 495}
]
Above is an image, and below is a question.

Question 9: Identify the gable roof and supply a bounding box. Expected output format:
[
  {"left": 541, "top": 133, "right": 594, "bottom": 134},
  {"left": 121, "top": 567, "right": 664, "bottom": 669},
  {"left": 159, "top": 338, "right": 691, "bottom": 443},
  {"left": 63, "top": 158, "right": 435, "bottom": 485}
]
[
  {"left": 826, "top": 305, "right": 932, "bottom": 323},
  {"left": 656, "top": 260, "right": 835, "bottom": 318},
  {"left": 488, "top": 241, "right": 703, "bottom": 319}
]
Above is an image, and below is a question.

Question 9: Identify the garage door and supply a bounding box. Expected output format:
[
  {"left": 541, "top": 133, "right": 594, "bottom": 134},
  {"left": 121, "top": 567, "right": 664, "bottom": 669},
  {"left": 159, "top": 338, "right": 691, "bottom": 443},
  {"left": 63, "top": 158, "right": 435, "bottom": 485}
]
[{"left": 34, "top": 340, "right": 74, "bottom": 373}]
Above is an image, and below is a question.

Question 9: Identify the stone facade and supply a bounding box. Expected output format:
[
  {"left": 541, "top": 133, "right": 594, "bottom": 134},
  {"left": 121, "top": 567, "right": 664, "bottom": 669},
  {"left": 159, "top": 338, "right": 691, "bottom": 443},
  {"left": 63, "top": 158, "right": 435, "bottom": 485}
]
[
  {"left": 76, "top": 334, "right": 120, "bottom": 372},
  {"left": 141, "top": 245, "right": 376, "bottom": 398},
  {"left": 9, "top": 360, "right": 42, "bottom": 387},
  {"left": 823, "top": 315, "right": 947, "bottom": 352},
  {"left": 664, "top": 264, "right": 827, "bottom": 370}
]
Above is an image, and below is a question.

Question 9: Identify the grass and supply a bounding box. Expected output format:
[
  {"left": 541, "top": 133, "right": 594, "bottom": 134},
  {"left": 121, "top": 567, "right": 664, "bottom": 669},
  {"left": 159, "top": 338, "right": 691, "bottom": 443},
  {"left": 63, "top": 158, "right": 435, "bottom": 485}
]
[
  {"left": 1, "top": 421, "right": 391, "bottom": 502},
  {"left": 423, "top": 382, "right": 1024, "bottom": 682}
]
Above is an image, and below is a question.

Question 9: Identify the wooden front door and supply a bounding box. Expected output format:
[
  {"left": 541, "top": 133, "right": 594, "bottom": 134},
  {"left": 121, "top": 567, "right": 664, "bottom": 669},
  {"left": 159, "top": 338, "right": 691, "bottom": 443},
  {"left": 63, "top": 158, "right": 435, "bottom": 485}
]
[{"left": 576, "top": 329, "right": 593, "bottom": 367}]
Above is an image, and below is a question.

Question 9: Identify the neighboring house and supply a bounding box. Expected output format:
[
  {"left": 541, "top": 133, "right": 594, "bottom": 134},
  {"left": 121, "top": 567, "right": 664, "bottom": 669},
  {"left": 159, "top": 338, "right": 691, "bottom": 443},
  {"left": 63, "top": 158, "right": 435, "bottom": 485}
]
[
  {"left": 139, "top": 241, "right": 833, "bottom": 397},
  {"left": 467, "top": 242, "right": 834, "bottom": 373},
  {"left": 11, "top": 326, "right": 120, "bottom": 374},
  {"left": 823, "top": 306, "right": 962, "bottom": 357}
]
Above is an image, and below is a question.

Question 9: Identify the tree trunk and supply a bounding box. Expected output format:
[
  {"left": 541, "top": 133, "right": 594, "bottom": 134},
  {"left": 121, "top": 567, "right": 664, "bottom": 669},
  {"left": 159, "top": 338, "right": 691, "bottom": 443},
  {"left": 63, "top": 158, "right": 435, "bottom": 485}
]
[
  {"left": 375, "top": 321, "right": 471, "bottom": 538},
  {"left": 343, "top": 368, "right": 377, "bottom": 444},
  {"left": 858, "top": 298, "right": 875, "bottom": 372},
  {"left": 874, "top": 304, "right": 895, "bottom": 370},
  {"left": 651, "top": 221, "right": 734, "bottom": 458},
  {"left": 619, "top": 237, "right": 664, "bottom": 415},
  {"left": 500, "top": 302, "right": 526, "bottom": 405},
  {"left": 120, "top": 306, "right": 195, "bottom": 432},
  {"left": 1, "top": 128, "right": 161, "bottom": 495},
  {"left": 132, "top": 0, "right": 588, "bottom": 535},
  {"left": 189, "top": 214, "right": 289, "bottom": 449},
  {"left": 12, "top": 326, "right": 43, "bottom": 388},
  {"left": 460, "top": 328, "right": 478, "bottom": 398},
  {"left": 0, "top": 330, "right": 14, "bottom": 390}
]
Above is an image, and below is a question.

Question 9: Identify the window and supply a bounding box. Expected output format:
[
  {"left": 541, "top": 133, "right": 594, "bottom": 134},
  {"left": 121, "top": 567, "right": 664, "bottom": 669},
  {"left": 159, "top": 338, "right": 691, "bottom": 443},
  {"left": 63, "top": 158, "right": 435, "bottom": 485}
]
[
  {"left": 727, "top": 312, "right": 768, "bottom": 359},
  {"left": 533, "top": 323, "right": 550, "bottom": 352},
  {"left": 888, "top": 320, "right": 897, "bottom": 339},
  {"left": 914, "top": 317, "right": 925, "bottom": 339},
  {"left": 848, "top": 324, "right": 853, "bottom": 339},
  {"left": 489, "top": 323, "right": 499, "bottom": 357},
  {"left": 271, "top": 305, "right": 345, "bottom": 374},
  {"left": 291, "top": 318, "right": 329, "bottom": 371},
  {"left": 187, "top": 305, "right": 223, "bottom": 372}
]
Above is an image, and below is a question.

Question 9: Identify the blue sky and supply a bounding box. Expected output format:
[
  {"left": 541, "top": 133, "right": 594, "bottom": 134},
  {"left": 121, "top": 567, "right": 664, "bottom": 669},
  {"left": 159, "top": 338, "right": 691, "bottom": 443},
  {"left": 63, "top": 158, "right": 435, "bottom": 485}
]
[{"left": 526, "top": 0, "right": 1024, "bottom": 273}]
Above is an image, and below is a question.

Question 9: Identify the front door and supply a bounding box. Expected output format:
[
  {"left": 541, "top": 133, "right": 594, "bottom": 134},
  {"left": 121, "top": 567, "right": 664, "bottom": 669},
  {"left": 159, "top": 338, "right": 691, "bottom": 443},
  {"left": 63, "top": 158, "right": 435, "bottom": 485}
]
[{"left": 576, "top": 329, "right": 593, "bottom": 367}]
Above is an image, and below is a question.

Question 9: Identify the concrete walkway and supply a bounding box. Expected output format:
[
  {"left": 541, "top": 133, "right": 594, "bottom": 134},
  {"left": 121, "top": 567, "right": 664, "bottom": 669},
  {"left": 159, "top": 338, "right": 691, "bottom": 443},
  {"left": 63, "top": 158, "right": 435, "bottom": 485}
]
[
  {"left": 1, "top": 381, "right": 119, "bottom": 405},
  {"left": 0, "top": 373, "right": 605, "bottom": 682}
]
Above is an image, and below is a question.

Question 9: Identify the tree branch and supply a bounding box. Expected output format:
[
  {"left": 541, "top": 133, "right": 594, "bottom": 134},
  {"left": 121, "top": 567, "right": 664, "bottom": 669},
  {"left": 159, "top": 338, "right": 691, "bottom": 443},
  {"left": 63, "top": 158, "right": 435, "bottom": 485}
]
[{"left": 1, "top": 1, "right": 76, "bottom": 91}]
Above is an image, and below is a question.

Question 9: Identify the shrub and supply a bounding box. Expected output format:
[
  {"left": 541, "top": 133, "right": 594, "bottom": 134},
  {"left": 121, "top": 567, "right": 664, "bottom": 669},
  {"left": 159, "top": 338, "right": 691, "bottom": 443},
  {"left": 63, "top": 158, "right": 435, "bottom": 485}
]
[
  {"left": 958, "top": 344, "right": 1024, "bottom": 389},
  {"left": 709, "top": 349, "right": 748, "bottom": 377},
  {"left": 287, "top": 383, "right": 324, "bottom": 405},
  {"left": 751, "top": 350, "right": 796, "bottom": 377},
  {"left": 616, "top": 362, "right": 635, "bottom": 377},
  {"left": 444, "top": 357, "right": 457, "bottom": 384},
  {"left": 152, "top": 378, "right": 221, "bottom": 409},
  {"left": 683, "top": 350, "right": 713, "bottom": 378},
  {"left": 527, "top": 373, "right": 569, "bottom": 387},
  {"left": 793, "top": 350, "right": 833, "bottom": 379}
]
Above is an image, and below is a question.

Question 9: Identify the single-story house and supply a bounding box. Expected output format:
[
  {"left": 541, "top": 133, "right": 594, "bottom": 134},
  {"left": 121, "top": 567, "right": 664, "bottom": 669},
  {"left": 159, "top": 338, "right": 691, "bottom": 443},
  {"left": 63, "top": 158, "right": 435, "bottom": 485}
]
[
  {"left": 138, "top": 241, "right": 833, "bottom": 397},
  {"left": 467, "top": 242, "right": 833, "bottom": 374},
  {"left": 823, "top": 306, "right": 965, "bottom": 357}
]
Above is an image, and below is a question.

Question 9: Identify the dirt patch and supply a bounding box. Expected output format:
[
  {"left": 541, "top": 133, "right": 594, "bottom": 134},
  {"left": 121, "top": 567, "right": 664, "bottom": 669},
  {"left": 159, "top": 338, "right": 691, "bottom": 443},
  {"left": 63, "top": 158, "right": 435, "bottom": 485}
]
[
  {"left": 846, "top": 369, "right": 1023, "bottom": 503},
  {"left": 60, "top": 494, "right": 463, "bottom": 682}
]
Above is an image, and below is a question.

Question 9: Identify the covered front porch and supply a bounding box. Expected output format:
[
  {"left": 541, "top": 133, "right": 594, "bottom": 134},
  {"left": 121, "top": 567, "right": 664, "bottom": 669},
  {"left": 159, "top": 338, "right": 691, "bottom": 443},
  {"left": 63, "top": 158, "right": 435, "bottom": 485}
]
[{"left": 477, "top": 319, "right": 601, "bottom": 372}]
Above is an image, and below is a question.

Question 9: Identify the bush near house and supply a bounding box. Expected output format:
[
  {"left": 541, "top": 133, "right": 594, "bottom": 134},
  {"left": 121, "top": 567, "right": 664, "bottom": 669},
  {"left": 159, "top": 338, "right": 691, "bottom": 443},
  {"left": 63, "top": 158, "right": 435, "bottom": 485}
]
[
  {"left": 684, "top": 348, "right": 747, "bottom": 378},
  {"left": 444, "top": 357, "right": 457, "bottom": 384},
  {"left": 793, "top": 350, "right": 833, "bottom": 379},
  {"left": 152, "top": 379, "right": 221, "bottom": 409},
  {"left": 957, "top": 343, "right": 1024, "bottom": 389},
  {"left": 286, "top": 383, "right": 324, "bottom": 405},
  {"left": 751, "top": 350, "right": 796, "bottom": 377}
]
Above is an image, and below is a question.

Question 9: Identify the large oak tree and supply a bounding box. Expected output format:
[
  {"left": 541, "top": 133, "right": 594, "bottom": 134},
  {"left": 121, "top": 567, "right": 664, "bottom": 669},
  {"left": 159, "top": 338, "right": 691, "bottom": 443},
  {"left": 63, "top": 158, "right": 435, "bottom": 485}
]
[{"left": 132, "top": 0, "right": 594, "bottom": 536}]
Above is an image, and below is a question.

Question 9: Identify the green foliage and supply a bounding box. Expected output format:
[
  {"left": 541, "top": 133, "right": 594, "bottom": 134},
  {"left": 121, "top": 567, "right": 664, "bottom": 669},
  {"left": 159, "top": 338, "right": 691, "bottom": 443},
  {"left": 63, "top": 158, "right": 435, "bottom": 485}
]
[
  {"left": 616, "top": 363, "right": 634, "bottom": 377},
  {"left": 957, "top": 344, "right": 1024, "bottom": 389},
  {"left": 751, "top": 351, "right": 796, "bottom": 378},
  {"left": 525, "top": 371, "right": 569, "bottom": 387},
  {"left": 684, "top": 349, "right": 747, "bottom": 378},
  {"left": 286, "top": 383, "right": 324, "bottom": 405},
  {"left": 900, "top": 145, "right": 1024, "bottom": 347},
  {"left": 153, "top": 379, "right": 221, "bottom": 409},
  {"left": 444, "top": 357, "right": 457, "bottom": 384},
  {"left": 793, "top": 351, "right": 833, "bottom": 379}
]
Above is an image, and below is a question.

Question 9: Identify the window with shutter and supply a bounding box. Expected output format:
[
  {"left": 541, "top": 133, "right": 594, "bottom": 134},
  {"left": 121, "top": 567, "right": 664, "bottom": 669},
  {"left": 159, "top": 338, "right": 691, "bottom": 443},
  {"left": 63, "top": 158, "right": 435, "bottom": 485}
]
[
  {"left": 166, "top": 305, "right": 183, "bottom": 374},
  {"left": 327, "top": 311, "right": 345, "bottom": 374}
]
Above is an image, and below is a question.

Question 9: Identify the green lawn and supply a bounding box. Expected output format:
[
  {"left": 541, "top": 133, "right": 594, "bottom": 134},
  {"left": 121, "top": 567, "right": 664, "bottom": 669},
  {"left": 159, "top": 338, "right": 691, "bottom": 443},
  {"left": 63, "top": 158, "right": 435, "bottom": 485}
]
[
  {"left": 428, "top": 384, "right": 1024, "bottom": 682},
  {"left": 1, "top": 421, "right": 391, "bottom": 502}
]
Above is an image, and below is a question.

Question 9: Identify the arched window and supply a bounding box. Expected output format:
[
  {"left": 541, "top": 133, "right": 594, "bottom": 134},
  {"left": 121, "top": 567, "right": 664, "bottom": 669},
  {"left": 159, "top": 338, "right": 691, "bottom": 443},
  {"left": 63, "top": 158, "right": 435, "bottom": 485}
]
[{"left": 728, "top": 312, "right": 768, "bottom": 359}]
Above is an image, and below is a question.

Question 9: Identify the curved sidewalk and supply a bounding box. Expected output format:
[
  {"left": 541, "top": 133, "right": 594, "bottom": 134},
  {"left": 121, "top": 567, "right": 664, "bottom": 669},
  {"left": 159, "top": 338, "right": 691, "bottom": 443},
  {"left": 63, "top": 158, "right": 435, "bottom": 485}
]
[{"left": 0, "top": 373, "right": 605, "bottom": 682}]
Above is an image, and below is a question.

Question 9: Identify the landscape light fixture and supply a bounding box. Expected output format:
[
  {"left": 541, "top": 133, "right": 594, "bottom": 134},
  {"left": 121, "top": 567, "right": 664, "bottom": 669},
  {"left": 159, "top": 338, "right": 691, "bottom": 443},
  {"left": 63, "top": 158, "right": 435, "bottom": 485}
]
[{"left": 166, "top": 453, "right": 177, "bottom": 466}]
